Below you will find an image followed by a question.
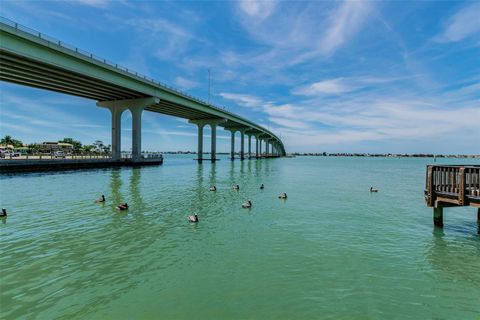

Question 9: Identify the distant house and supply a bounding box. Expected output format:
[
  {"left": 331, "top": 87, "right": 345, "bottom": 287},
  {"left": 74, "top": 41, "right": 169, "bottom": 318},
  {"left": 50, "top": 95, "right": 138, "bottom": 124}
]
[
  {"left": 39, "top": 142, "right": 74, "bottom": 153},
  {"left": 0, "top": 144, "right": 14, "bottom": 152}
]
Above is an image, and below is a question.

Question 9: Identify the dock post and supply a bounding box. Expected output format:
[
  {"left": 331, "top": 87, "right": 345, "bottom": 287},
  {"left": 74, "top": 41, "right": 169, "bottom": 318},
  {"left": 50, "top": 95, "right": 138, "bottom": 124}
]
[
  {"left": 433, "top": 207, "right": 444, "bottom": 227},
  {"left": 477, "top": 208, "right": 480, "bottom": 225}
]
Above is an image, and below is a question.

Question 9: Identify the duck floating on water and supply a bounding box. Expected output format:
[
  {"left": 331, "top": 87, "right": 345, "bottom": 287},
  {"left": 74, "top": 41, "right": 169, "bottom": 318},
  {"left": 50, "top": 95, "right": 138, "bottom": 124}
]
[
  {"left": 233, "top": 184, "right": 240, "bottom": 190},
  {"left": 188, "top": 214, "right": 199, "bottom": 222},
  {"left": 260, "top": 184, "right": 264, "bottom": 190},
  {"left": 242, "top": 200, "right": 252, "bottom": 208},
  {"left": 116, "top": 203, "right": 129, "bottom": 210},
  {"left": 0, "top": 208, "right": 7, "bottom": 217},
  {"left": 370, "top": 187, "right": 379, "bottom": 193},
  {"left": 209, "top": 186, "right": 217, "bottom": 192},
  {"left": 278, "top": 192, "right": 288, "bottom": 199},
  {"left": 95, "top": 195, "right": 105, "bottom": 203}
]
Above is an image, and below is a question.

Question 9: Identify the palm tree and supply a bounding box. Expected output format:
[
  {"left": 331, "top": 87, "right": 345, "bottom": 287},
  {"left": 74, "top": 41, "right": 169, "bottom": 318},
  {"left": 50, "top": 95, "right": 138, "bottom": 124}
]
[{"left": 1, "top": 135, "right": 13, "bottom": 145}]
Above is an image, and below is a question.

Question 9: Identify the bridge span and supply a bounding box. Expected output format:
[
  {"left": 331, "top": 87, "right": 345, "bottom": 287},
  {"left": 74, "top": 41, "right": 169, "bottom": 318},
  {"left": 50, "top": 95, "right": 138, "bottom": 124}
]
[{"left": 0, "top": 17, "right": 286, "bottom": 162}]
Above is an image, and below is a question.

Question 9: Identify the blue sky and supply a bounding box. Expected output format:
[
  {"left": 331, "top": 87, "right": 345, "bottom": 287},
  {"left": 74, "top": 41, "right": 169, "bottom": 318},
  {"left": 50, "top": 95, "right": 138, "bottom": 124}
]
[{"left": 0, "top": 0, "right": 479, "bottom": 153}]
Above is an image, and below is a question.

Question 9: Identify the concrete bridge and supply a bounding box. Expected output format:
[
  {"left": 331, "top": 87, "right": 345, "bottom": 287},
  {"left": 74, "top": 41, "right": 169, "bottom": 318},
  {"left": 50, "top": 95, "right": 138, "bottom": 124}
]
[{"left": 0, "top": 17, "right": 286, "bottom": 162}]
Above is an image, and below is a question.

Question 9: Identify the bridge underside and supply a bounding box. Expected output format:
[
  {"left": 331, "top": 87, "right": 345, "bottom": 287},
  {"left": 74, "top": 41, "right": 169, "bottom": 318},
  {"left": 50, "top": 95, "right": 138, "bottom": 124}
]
[
  {"left": 0, "top": 50, "right": 227, "bottom": 121},
  {"left": 0, "top": 19, "right": 286, "bottom": 159}
]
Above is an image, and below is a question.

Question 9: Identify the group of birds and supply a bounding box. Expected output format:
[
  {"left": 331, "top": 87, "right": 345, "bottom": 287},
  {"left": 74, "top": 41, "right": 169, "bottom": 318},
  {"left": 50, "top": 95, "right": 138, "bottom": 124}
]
[
  {"left": 95, "top": 195, "right": 129, "bottom": 210},
  {"left": 2, "top": 186, "right": 377, "bottom": 221},
  {"left": 190, "top": 183, "right": 288, "bottom": 222},
  {"left": 93, "top": 183, "right": 288, "bottom": 224}
]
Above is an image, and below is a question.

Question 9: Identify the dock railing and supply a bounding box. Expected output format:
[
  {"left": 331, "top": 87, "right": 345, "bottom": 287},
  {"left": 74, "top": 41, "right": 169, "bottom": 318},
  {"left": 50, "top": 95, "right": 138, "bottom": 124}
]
[{"left": 425, "top": 165, "right": 480, "bottom": 207}]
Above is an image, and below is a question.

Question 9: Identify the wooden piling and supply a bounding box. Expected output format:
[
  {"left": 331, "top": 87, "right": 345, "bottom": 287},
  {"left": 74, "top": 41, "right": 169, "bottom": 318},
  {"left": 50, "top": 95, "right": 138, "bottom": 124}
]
[{"left": 433, "top": 207, "right": 444, "bottom": 227}]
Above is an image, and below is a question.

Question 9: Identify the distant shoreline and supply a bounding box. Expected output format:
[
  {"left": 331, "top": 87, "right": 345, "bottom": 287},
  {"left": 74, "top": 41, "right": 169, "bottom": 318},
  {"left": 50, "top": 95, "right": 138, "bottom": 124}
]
[
  {"left": 156, "top": 152, "right": 480, "bottom": 158},
  {"left": 290, "top": 153, "right": 480, "bottom": 158}
]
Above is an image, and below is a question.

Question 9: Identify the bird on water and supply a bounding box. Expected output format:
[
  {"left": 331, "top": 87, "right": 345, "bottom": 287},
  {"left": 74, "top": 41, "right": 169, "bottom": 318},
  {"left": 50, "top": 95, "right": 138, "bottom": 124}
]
[
  {"left": 242, "top": 200, "right": 252, "bottom": 208},
  {"left": 233, "top": 184, "right": 240, "bottom": 190},
  {"left": 370, "top": 187, "right": 379, "bottom": 193},
  {"left": 260, "top": 184, "right": 264, "bottom": 190},
  {"left": 209, "top": 186, "right": 217, "bottom": 192},
  {"left": 95, "top": 195, "right": 105, "bottom": 203},
  {"left": 278, "top": 192, "right": 288, "bottom": 199},
  {"left": 0, "top": 208, "right": 7, "bottom": 217},
  {"left": 188, "top": 214, "right": 199, "bottom": 222},
  {"left": 116, "top": 203, "right": 129, "bottom": 210}
]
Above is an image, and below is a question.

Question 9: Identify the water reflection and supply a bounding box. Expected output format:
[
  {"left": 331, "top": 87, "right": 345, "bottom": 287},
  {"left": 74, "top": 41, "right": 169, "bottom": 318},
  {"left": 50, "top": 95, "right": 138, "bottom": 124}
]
[
  {"left": 109, "top": 168, "right": 123, "bottom": 209},
  {"left": 425, "top": 228, "right": 480, "bottom": 285},
  {"left": 129, "top": 168, "right": 144, "bottom": 210}
]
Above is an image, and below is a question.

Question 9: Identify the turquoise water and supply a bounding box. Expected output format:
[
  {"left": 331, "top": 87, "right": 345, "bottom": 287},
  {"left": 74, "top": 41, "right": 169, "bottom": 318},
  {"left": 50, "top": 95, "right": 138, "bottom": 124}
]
[{"left": 1, "top": 156, "right": 479, "bottom": 319}]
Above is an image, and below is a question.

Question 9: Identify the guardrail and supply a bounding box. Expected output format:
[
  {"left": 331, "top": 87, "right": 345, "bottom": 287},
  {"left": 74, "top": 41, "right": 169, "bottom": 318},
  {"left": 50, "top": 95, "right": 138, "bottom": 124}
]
[
  {"left": 0, "top": 153, "right": 112, "bottom": 160},
  {"left": 0, "top": 16, "right": 285, "bottom": 147},
  {"left": 0, "top": 17, "right": 230, "bottom": 112},
  {"left": 425, "top": 165, "right": 480, "bottom": 206}
]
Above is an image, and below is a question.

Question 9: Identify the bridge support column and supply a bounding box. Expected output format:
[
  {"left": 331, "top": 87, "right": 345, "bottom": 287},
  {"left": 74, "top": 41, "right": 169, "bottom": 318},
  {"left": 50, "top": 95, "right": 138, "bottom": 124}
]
[
  {"left": 106, "top": 106, "right": 126, "bottom": 160},
  {"left": 197, "top": 124, "right": 204, "bottom": 161},
  {"left": 433, "top": 206, "right": 443, "bottom": 228},
  {"left": 189, "top": 119, "right": 225, "bottom": 162},
  {"left": 97, "top": 97, "right": 159, "bottom": 161},
  {"left": 239, "top": 129, "right": 246, "bottom": 160},
  {"left": 248, "top": 134, "right": 252, "bottom": 159},
  {"left": 130, "top": 106, "right": 143, "bottom": 160},
  {"left": 230, "top": 130, "right": 236, "bottom": 160},
  {"left": 254, "top": 135, "right": 260, "bottom": 158}
]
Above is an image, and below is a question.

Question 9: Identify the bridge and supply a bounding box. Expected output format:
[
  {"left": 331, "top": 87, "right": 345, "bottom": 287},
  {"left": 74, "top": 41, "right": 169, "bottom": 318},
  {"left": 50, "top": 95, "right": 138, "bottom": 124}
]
[{"left": 0, "top": 17, "right": 286, "bottom": 163}]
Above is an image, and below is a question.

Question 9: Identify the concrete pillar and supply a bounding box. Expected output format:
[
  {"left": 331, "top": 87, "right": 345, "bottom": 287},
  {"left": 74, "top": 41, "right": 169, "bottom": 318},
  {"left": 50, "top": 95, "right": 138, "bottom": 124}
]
[
  {"left": 130, "top": 106, "right": 144, "bottom": 160},
  {"left": 434, "top": 207, "right": 443, "bottom": 227},
  {"left": 266, "top": 142, "right": 270, "bottom": 155},
  {"left": 211, "top": 124, "right": 217, "bottom": 161},
  {"left": 248, "top": 134, "right": 252, "bottom": 158},
  {"left": 109, "top": 107, "right": 125, "bottom": 160},
  {"left": 196, "top": 124, "right": 204, "bottom": 161},
  {"left": 240, "top": 130, "right": 245, "bottom": 160},
  {"left": 259, "top": 139, "right": 263, "bottom": 156},
  {"left": 230, "top": 130, "right": 235, "bottom": 160},
  {"left": 97, "top": 97, "right": 159, "bottom": 162},
  {"left": 255, "top": 137, "right": 259, "bottom": 158}
]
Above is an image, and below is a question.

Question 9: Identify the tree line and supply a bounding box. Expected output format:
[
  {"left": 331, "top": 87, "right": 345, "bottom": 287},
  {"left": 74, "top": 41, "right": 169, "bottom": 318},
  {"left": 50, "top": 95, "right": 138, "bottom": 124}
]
[{"left": 1, "top": 135, "right": 111, "bottom": 153}]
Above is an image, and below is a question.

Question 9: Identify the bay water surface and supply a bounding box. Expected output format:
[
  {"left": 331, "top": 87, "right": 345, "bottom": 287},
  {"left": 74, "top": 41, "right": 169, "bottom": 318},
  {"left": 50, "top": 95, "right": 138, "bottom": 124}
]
[{"left": 1, "top": 156, "right": 479, "bottom": 319}]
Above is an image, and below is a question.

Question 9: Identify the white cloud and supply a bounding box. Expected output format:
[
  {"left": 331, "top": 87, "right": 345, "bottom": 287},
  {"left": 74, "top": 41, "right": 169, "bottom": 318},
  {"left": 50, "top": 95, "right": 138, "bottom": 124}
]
[
  {"left": 238, "top": 0, "right": 277, "bottom": 20},
  {"left": 437, "top": 2, "right": 480, "bottom": 42},
  {"left": 73, "top": 0, "right": 110, "bottom": 8},
  {"left": 319, "top": 1, "right": 372, "bottom": 56},
  {"left": 219, "top": 93, "right": 264, "bottom": 109},
  {"left": 174, "top": 76, "right": 199, "bottom": 90},
  {"left": 220, "top": 81, "right": 480, "bottom": 151},
  {"left": 292, "top": 75, "right": 415, "bottom": 96},
  {"left": 294, "top": 78, "right": 354, "bottom": 96}
]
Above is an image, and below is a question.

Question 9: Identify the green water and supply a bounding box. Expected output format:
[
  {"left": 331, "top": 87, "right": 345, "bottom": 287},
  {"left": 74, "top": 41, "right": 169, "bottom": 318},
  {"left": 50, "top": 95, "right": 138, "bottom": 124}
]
[{"left": 1, "top": 156, "right": 479, "bottom": 319}]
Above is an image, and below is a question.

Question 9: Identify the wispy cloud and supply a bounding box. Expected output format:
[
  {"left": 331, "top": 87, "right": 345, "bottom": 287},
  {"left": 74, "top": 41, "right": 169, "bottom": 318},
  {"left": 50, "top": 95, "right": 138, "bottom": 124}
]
[
  {"left": 436, "top": 2, "right": 480, "bottom": 43},
  {"left": 293, "top": 78, "right": 355, "bottom": 96},
  {"left": 174, "top": 76, "right": 199, "bottom": 90},
  {"left": 317, "top": 1, "right": 373, "bottom": 57},
  {"left": 73, "top": 0, "right": 110, "bottom": 8},
  {"left": 238, "top": 0, "right": 277, "bottom": 20},
  {"left": 292, "top": 75, "right": 416, "bottom": 96},
  {"left": 220, "top": 80, "right": 480, "bottom": 151}
]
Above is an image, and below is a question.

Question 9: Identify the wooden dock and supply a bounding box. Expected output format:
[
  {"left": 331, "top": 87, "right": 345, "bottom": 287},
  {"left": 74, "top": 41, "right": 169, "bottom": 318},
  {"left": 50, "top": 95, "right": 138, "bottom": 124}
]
[{"left": 425, "top": 165, "right": 480, "bottom": 229}]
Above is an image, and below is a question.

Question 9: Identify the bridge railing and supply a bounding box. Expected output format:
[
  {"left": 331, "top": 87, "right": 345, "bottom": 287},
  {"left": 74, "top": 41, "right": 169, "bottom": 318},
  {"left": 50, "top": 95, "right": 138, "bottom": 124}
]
[
  {"left": 1, "top": 16, "right": 284, "bottom": 146},
  {"left": 425, "top": 165, "right": 480, "bottom": 206},
  {"left": 0, "top": 17, "right": 230, "bottom": 112}
]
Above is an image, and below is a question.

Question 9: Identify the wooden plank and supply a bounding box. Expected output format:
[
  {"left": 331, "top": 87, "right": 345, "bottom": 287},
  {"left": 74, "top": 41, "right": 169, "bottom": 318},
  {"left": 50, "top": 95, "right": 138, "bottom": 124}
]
[{"left": 459, "top": 167, "right": 465, "bottom": 205}]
